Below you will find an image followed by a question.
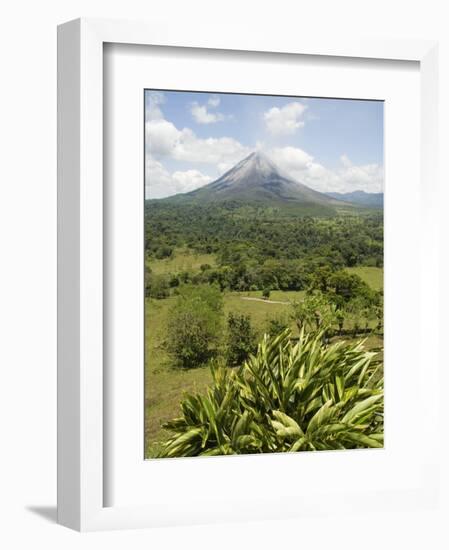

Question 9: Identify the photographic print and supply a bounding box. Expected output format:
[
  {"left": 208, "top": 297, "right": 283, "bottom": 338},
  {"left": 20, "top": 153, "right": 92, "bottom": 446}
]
[{"left": 145, "top": 90, "right": 384, "bottom": 459}]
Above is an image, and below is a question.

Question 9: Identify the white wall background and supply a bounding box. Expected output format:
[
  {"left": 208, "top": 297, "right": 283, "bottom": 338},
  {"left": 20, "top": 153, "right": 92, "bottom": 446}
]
[{"left": 0, "top": 0, "right": 448, "bottom": 548}]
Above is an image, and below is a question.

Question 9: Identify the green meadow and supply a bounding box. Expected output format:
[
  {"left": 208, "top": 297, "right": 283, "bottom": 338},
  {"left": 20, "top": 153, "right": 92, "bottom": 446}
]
[
  {"left": 148, "top": 249, "right": 217, "bottom": 275},
  {"left": 347, "top": 266, "right": 383, "bottom": 291}
]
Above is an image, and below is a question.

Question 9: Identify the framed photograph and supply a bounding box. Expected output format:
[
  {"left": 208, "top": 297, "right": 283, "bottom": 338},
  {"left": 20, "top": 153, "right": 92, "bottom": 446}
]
[
  {"left": 143, "top": 89, "right": 385, "bottom": 460},
  {"left": 58, "top": 18, "right": 440, "bottom": 530}
]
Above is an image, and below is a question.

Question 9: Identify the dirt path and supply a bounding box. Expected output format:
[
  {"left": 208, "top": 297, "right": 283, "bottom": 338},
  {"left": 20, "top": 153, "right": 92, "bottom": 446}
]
[{"left": 240, "top": 296, "right": 290, "bottom": 305}]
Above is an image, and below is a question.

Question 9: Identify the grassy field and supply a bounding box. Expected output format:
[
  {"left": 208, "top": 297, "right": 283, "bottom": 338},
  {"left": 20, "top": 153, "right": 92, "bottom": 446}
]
[
  {"left": 145, "top": 291, "right": 296, "bottom": 454},
  {"left": 148, "top": 249, "right": 216, "bottom": 275},
  {"left": 145, "top": 269, "right": 383, "bottom": 457},
  {"left": 346, "top": 266, "right": 383, "bottom": 291},
  {"left": 145, "top": 296, "right": 213, "bottom": 456}
]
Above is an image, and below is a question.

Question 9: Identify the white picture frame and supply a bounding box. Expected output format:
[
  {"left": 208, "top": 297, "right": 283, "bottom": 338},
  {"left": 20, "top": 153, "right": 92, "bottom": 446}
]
[{"left": 57, "top": 17, "right": 439, "bottom": 531}]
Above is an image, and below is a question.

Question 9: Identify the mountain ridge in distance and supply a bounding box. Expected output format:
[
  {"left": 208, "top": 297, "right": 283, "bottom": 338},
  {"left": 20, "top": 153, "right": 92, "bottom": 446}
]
[{"left": 325, "top": 190, "right": 383, "bottom": 208}]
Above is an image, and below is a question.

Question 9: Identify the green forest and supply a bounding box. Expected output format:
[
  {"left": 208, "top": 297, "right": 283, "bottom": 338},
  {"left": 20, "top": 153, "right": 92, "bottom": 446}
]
[{"left": 144, "top": 201, "right": 384, "bottom": 458}]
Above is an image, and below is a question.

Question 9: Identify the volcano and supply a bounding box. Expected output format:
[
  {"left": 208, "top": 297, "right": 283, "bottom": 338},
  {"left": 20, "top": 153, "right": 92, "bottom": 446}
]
[{"left": 156, "top": 151, "right": 351, "bottom": 211}]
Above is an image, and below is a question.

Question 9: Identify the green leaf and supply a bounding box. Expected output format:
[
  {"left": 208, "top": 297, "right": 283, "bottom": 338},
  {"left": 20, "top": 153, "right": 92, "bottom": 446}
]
[
  {"left": 307, "top": 400, "right": 335, "bottom": 433},
  {"left": 289, "top": 437, "right": 307, "bottom": 452},
  {"left": 342, "top": 394, "right": 383, "bottom": 425},
  {"left": 272, "top": 410, "right": 304, "bottom": 435},
  {"left": 344, "top": 431, "right": 384, "bottom": 448},
  {"left": 335, "top": 374, "right": 345, "bottom": 401}
]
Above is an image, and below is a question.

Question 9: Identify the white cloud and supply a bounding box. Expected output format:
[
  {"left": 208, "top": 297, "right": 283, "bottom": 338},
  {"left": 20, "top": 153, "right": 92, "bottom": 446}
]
[
  {"left": 146, "top": 94, "right": 248, "bottom": 166},
  {"left": 208, "top": 96, "right": 220, "bottom": 107},
  {"left": 145, "top": 156, "right": 172, "bottom": 195},
  {"left": 145, "top": 156, "right": 212, "bottom": 199},
  {"left": 146, "top": 119, "right": 181, "bottom": 156},
  {"left": 146, "top": 119, "right": 250, "bottom": 166},
  {"left": 172, "top": 170, "right": 212, "bottom": 192},
  {"left": 268, "top": 147, "right": 383, "bottom": 193},
  {"left": 217, "top": 161, "right": 233, "bottom": 174},
  {"left": 264, "top": 102, "right": 307, "bottom": 135},
  {"left": 191, "top": 102, "right": 225, "bottom": 124},
  {"left": 340, "top": 154, "right": 352, "bottom": 168},
  {"left": 190, "top": 96, "right": 226, "bottom": 124},
  {"left": 269, "top": 146, "right": 314, "bottom": 172},
  {"left": 336, "top": 155, "right": 383, "bottom": 192},
  {"left": 145, "top": 95, "right": 250, "bottom": 197},
  {"left": 146, "top": 91, "right": 165, "bottom": 121}
]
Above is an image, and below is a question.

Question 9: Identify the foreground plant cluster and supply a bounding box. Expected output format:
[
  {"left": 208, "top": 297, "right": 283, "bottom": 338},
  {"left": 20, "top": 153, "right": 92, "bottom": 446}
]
[{"left": 157, "top": 330, "right": 384, "bottom": 458}]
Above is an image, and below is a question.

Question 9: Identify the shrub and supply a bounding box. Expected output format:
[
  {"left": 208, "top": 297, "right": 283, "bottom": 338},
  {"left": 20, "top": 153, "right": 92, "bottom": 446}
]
[
  {"left": 154, "top": 245, "right": 173, "bottom": 259},
  {"left": 262, "top": 287, "right": 271, "bottom": 299},
  {"left": 225, "top": 313, "right": 257, "bottom": 367},
  {"left": 374, "top": 291, "right": 384, "bottom": 332},
  {"left": 266, "top": 313, "right": 289, "bottom": 336},
  {"left": 346, "top": 296, "right": 366, "bottom": 337},
  {"left": 157, "top": 329, "right": 384, "bottom": 457},
  {"left": 166, "top": 285, "right": 223, "bottom": 369},
  {"left": 290, "top": 292, "right": 337, "bottom": 333},
  {"left": 145, "top": 272, "right": 169, "bottom": 299},
  {"left": 168, "top": 274, "right": 180, "bottom": 288}
]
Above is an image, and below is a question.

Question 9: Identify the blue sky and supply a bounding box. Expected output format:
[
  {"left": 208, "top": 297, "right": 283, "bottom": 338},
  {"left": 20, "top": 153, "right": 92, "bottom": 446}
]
[{"left": 145, "top": 90, "right": 384, "bottom": 199}]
